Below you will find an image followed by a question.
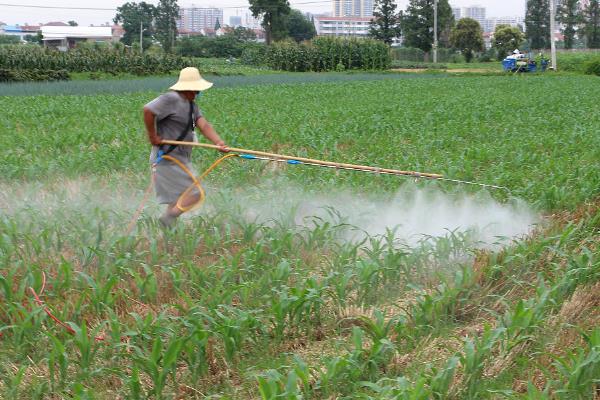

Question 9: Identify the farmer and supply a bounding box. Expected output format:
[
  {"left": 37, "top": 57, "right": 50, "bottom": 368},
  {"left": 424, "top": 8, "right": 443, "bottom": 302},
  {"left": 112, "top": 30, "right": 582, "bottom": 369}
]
[{"left": 143, "top": 67, "right": 228, "bottom": 227}]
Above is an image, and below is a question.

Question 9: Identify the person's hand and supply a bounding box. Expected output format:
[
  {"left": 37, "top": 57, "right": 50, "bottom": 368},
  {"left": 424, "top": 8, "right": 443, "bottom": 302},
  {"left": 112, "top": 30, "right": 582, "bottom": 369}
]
[
  {"left": 149, "top": 135, "right": 162, "bottom": 146},
  {"left": 216, "top": 141, "right": 230, "bottom": 153}
]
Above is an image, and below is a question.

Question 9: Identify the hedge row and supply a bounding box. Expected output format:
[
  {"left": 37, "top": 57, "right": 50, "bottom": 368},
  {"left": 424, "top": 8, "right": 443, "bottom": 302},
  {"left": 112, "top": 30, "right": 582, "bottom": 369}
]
[
  {"left": 583, "top": 58, "right": 600, "bottom": 76},
  {"left": 0, "top": 45, "right": 184, "bottom": 75},
  {"left": 0, "top": 68, "right": 70, "bottom": 82},
  {"left": 242, "top": 37, "right": 391, "bottom": 72}
]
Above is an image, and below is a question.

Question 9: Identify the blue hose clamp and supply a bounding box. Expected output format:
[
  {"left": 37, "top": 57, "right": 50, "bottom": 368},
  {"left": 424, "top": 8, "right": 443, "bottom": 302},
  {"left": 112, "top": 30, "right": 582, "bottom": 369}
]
[{"left": 156, "top": 149, "right": 165, "bottom": 164}]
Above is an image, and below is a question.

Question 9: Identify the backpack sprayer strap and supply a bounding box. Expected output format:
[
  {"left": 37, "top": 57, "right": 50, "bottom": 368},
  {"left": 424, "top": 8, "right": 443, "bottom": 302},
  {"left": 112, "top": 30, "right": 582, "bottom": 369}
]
[{"left": 157, "top": 101, "right": 194, "bottom": 164}]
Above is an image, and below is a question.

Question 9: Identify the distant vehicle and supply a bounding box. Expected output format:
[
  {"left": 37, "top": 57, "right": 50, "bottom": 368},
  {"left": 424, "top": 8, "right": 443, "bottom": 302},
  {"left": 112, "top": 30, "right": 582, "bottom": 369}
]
[{"left": 502, "top": 49, "right": 549, "bottom": 73}]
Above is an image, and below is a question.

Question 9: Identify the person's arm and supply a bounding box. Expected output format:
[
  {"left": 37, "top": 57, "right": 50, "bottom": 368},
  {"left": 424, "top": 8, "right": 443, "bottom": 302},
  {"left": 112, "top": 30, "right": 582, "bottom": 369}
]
[
  {"left": 196, "top": 116, "right": 229, "bottom": 152},
  {"left": 143, "top": 107, "right": 163, "bottom": 146}
]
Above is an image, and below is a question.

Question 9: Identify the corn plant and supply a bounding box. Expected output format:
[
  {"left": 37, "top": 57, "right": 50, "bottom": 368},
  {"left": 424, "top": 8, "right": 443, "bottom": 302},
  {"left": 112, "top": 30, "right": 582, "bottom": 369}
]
[
  {"left": 459, "top": 325, "right": 505, "bottom": 399},
  {"left": 132, "top": 335, "right": 185, "bottom": 399},
  {"left": 549, "top": 328, "right": 600, "bottom": 399}
]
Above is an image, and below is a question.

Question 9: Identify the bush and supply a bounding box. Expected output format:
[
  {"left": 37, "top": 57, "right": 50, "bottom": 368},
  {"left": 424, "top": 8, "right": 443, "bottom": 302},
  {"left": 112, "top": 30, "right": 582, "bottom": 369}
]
[
  {"left": 240, "top": 43, "right": 267, "bottom": 66},
  {"left": 477, "top": 48, "right": 497, "bottom": 62},
  {"left": 390, "top": 60, "right": 447, "bottom": 69},
  {"left": 0, "top": 35, "right": 21, "bottom": 45},
  {"left": 556, "top": 51, "right": 600, "bottom": 73},
  {"left": 243, "top": 37, "right": 391, "bottom": 72},
  {"left": 583, "top": 58, "right": 600, "bottom": 76},
  {"left": 175, "top": 36, "right": 259, "bottom": 58},
  {"left": 0, "top": 68, "right": 70, "bottom": 82},
  {"left": 391, "top": 47, "right": 425, "bottom": 62}
]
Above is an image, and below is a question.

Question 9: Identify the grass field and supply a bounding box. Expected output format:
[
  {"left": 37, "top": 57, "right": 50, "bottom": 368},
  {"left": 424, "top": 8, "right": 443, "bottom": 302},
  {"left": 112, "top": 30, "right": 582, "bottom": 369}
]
[{"left": 1, "top": 73, "right": 599, "bottom": 399}]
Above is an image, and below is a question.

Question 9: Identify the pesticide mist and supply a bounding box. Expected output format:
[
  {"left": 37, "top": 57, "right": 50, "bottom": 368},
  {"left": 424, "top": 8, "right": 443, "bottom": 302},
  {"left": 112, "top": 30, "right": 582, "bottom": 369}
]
[
  {"left": 1, "top": 176, "right": 540, "bottom": 251},
  {"left": 208, "top": 178, "right": 540, "bottom": 249}
]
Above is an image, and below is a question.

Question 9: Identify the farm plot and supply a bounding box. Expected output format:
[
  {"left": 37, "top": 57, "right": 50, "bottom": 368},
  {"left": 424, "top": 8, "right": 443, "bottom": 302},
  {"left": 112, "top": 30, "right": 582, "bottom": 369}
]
[{"left": 1, "top": 74, "right": 599, "bottom": 399}]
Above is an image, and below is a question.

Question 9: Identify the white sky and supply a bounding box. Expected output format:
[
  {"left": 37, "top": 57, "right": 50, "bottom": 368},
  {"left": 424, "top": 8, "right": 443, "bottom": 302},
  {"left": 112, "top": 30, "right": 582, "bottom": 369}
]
[{"left": 0, "top": 0, "right": 526, "bottom": 26}]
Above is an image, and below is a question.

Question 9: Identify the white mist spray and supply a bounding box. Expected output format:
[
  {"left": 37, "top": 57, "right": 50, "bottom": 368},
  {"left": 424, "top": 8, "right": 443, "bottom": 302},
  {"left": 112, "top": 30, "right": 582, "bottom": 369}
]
[{"left": 207, "top": 179, "right": 540, "bottom": 249}]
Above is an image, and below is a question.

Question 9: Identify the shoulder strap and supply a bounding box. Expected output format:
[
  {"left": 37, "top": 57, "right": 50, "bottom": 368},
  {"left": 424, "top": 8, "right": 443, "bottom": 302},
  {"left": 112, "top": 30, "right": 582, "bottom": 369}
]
[{"left": 161, "top": 101, "right": 194, "bottom": 156}]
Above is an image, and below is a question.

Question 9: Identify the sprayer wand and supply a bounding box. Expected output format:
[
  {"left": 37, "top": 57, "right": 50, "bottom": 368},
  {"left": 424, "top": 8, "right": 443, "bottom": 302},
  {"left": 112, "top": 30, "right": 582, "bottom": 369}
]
[{"left": 160, "top": 140, "right": 509, "bottom": 192}]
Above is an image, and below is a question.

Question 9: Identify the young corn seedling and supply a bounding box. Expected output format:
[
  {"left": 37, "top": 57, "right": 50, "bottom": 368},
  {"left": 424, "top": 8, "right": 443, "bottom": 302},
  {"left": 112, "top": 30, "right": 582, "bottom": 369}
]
[
  {"left": 47, "top": 332, "right": 70, "bottom": 392},
  {"left": 68, "top": 322, "right": 104, "bottom": 381},
  {"left": 132, "top": 335, "right": 185, "bottom": 399},
  {"left": 549, "top": 328, "right": 600, "bottom": 399},
  {"left": 499, "top": 281, "right": 552, "bottom": 353},
  {"left": 76, "top": 271, "right": 118, "bottom": 312},
  {"left": 129, "top": 264, "right": 158, "bottom": 303},
  {"left": 179, "top": 324, "right": 211, "bottom": 380},
  {"left": 459, "top": 324, "right": 505, "bottom": 399},
  {"left": 1, "top": 365, "right": 27, "bottom": 400}
]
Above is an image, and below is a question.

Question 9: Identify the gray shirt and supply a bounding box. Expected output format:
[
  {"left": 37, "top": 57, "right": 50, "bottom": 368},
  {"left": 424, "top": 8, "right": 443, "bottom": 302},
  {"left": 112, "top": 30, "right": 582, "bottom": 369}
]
[{"left": 145, "top": 91, "right": 202, "bottom": 163}]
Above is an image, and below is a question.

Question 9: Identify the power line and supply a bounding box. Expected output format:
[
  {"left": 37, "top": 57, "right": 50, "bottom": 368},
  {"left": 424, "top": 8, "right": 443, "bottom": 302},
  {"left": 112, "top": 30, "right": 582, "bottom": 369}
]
[
  {"left": 0, "top": 3, "right": 114, "bottom": 11},
  {"left": 0, "top": 0, "right": 332, "bottom": 12}
]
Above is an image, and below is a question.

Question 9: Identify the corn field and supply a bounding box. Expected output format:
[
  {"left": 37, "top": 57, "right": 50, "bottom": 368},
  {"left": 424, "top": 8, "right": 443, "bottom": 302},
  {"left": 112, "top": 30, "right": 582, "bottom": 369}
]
[
  {"left": 243, "top": 37, "right": 391, "bottom": 72},
  {"left": 0, "top": 45, "right": 184, "bottom": 75}
]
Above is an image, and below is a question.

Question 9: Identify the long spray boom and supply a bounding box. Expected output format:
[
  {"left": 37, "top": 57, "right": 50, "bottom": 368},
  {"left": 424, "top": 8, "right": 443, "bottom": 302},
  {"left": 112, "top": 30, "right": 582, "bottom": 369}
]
[{"left": 160, "top": 140, "right": 509, "bottom": 191}]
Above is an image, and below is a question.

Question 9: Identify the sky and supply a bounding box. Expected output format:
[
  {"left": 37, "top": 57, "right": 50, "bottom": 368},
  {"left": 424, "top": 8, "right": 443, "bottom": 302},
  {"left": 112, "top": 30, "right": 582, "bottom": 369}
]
[{"left": 0, "top": 0, "right": 526, "bottom": 27}]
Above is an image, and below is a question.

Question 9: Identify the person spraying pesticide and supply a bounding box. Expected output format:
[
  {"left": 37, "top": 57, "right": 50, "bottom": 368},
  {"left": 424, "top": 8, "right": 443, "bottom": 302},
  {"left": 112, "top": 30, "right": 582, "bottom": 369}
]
[{"left": 143, "top": 67, "right": 229, "bottom": 227}]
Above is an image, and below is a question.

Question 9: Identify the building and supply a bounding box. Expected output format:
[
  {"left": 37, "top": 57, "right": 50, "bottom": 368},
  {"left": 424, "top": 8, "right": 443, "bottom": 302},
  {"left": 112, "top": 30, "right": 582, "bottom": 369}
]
[
  {"left": 41, "top": 26, "right": 112, "bottom": 51},
  {"left": 462, "top": 6, "right": 486, "bottom": 27},
  {"left": 243, "top": 12, "right": 262, "bottom": 29},
  {"left": 229, "top": 16, "right": 242, "bottom": 27},
  {"left": 112, "top": 24, "right": 125, "bottom": 41},
  {"left": 2, "top": 24, "right": 41, "bottom": 40},
  {"left": 177, "top": 7, "right": 223, "bottom": 32},
  {"left": 452, "top": 8, "right": 462, "bottom": 21},
  {"left": 333, "top": 0, "right": 374, "bottom": 17},
  {"left": 483, "top": 16, "right": 525, "bottom": 33},
  {"left": 314, "top": 16, "right": 373, "bottom": 37}
]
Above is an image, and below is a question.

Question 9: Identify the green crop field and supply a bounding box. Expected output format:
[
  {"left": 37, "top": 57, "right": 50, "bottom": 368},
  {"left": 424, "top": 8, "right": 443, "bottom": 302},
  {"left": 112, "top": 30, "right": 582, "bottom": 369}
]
[{"left": 1, "top": 73, "right": 599, "bottom": 399}]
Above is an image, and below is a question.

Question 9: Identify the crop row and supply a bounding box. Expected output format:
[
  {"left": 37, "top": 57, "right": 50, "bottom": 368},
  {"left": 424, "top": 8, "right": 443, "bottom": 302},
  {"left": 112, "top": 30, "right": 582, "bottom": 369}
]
[
  {"left": 1, "top": 75, "right": 599, "bottom": 210},
  {"left": 1, "top": 181, "right": 599, "bottom": 397}
]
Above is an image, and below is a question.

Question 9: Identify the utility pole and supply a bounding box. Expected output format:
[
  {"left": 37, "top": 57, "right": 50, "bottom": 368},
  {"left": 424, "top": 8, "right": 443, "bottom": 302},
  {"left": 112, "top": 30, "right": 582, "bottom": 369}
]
[
  {"left": 140, "top": 20, "right": 143, "bottom": 55},
  {"left": 433, "top": 0, "right": 438, "bottom": 63},
  {"left": 549, "top": 0, "right": 557, "bottom": 70}
]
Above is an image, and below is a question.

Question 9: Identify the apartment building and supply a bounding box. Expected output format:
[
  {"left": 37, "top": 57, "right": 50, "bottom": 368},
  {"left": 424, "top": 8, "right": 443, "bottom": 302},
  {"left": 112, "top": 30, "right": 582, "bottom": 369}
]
[
  {"left": 333, "top": 0, "right": 374, "bottom": 17},
  {"left": 177, "top": 7, "right": 223, "bottom": 32}
]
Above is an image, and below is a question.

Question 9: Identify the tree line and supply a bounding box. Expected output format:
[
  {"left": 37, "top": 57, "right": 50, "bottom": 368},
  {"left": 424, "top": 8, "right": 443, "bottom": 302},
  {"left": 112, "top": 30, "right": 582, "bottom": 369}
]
[{"left": 367, "top": 0, "right": 600, "bottom": 59}]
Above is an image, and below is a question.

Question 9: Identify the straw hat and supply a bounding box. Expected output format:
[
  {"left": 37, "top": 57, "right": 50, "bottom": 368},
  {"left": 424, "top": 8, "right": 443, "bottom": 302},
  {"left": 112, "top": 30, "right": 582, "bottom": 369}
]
[{"left": 170, "top": 67, "right": 213, "bottom": 91}]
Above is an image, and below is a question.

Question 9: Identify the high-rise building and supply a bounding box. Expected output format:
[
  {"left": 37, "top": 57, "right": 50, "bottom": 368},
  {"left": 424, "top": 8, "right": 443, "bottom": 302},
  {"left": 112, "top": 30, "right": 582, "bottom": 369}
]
[
  {"left": 229, "top": 16, "right": 242, "bottom": 27},
  {"left": 243, "top": 13, "right": 262, "bottom": 29},
  {"left": 483, "top": 16, "right": 525, "bottom": 33},
  {"left": 452, "top": 7, "right": 462, "bottom": 21},
  {"left": 177, "top": 7, "right": 223, "bottom": 32},
  {"left": 462, "top": 6, "right": 486, "bottom": 27},
  {"left": 315, "top": 16, "right": 373, "bottom": 37},
  {"left": 333, "top": 0, "right": 373, "bottom": 17}
]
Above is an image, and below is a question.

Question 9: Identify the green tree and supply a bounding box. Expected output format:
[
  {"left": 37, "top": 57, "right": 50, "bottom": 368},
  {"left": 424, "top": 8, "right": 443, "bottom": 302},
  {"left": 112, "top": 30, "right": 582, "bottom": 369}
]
[
  {"left": 557, "top": 0, "right": 581, "bottom": 49},
  {"left": 493, "top": 24, "right": 524, "bottom": 60},
  {"left": 369, "top": 0, "right": 402, "bottom": 45},
  {"left": 450, "top": 18, "right": 484, "bottom": 62},
  {"left": 227, "top": 26, "right": 257, "bottom": 41},
  {"left": 215, "top": 18, "right": 221, "bottom": 31},
  {"left": 402, "top": 0, "right": 454, "bottom": 54},
  {"left": 285, "top": 9, "right": 315, "bottom": 42},
  {"left": 249, "top": 0, "right": 291, "bottom": 45},
  {"left": 0, "top": 35, "right": 20, "bottom": 44},
  {"left": 68, "top": 20, "right": 78, "bottom": 26},
  {"left": 113, "top": 2, "right": 156, "bottom": 50},
  {"left": 155, "top": 0, "right": 179, "bottom": 53},
  {"left": 525, "top": 0, "right": 550, "bottom": 49},
  {"left": 582, "top": 0, "right": 600, "bottom": 48},
  {"left": 24, "top": 32, "right": 43, "bottom": 45}
]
